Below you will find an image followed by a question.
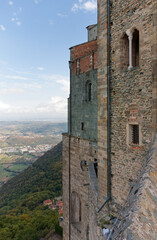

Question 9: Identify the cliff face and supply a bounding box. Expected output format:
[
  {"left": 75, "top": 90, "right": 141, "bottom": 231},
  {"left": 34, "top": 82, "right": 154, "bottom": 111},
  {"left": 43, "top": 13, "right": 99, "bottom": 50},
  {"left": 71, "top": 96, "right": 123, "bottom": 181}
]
[{"left": 109, "top": 134, "right": 157, "bottom": 240}]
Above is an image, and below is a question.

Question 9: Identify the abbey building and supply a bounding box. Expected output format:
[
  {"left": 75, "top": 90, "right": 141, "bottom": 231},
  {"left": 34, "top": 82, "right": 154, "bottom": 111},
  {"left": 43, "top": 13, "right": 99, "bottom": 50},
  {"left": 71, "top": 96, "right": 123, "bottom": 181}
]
[{"left": 62, "top": 0, "right": 157, "bottom": 239}]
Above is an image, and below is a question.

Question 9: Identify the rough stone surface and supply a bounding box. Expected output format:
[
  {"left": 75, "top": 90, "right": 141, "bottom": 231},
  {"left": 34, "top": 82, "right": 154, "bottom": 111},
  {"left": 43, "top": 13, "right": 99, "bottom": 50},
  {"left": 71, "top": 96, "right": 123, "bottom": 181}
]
[
  {"left": 62, "top": 134, "right": 98, "bottom": 240},
  {"left": 109, "top": 134, "right": 157, "bottom": 240},
  {"left": 62, "top": 0, "right": 157, "bottom": 239}
]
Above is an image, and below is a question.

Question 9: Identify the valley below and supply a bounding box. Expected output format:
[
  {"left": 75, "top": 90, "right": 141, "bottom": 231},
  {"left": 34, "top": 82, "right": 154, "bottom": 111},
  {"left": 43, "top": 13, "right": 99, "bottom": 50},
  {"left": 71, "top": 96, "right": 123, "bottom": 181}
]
[{"left": 0, "top": 121, "right": 66, "bottom": 187}]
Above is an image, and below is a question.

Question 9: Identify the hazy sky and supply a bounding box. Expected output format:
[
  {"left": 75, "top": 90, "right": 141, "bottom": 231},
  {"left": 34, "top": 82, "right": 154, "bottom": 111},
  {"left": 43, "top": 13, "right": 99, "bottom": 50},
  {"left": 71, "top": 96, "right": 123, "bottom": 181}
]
[{"left": 0, "top": 0, "right": 97, "bottom": 122}]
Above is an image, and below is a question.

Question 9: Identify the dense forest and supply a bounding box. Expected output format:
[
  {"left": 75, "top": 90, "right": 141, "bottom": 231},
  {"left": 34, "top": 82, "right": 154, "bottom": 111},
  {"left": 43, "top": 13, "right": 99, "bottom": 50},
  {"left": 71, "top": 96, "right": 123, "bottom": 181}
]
[{"left": 0, "top": 142, "right": 62, "bottom": 240}]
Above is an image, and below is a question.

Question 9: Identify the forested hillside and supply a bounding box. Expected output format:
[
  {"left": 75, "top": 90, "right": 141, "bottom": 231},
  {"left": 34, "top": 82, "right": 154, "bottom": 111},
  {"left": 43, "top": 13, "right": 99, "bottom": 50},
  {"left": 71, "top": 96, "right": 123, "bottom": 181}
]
[{"left": 0, "top": 142, "right": 62, "bottom": 240}]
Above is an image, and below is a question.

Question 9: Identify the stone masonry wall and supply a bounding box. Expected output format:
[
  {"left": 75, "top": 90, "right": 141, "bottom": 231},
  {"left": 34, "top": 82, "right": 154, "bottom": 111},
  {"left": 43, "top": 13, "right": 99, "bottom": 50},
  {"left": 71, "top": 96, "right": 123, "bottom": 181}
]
[
  {"left": 97, "top": 0, "right": 108, "bottom": 209},
  {"left": 69, "top": 40, "right": 98, "bottom": 141},
  {"left": 70, "top": 70, "right": 97, "bottom": 141},
  {"left": 109, "top": 0, "right": 154, "bottom": 209},
  {"left": 62, "top": 134, "right": 98, "bottom": 240},
  {"left": 152, "top": 0, "right": 157, "bottom": 135},
  {"left": 110, "top": 134, "right": 157, "bottom": 240}
]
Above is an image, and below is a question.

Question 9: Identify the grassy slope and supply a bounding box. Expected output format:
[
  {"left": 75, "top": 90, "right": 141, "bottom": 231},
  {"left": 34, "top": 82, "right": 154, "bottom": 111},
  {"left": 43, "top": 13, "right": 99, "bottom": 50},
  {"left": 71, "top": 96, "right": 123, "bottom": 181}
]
[
  {"left": 0, "top": 141, "right": 62, "bottom": 212},
  {"left": 0, "top": 142, "right": 63, "bottom": 240}
]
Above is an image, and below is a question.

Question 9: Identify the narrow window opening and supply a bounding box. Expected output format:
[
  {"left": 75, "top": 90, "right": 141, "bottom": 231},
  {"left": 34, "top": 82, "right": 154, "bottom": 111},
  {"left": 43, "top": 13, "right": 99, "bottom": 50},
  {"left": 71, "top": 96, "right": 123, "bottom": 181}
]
[
  {"left": 88, "top": 83, "right": 92, "bottom": 101},
  {"left": 132, "top": 125, "right": 139, "bottom": 144},
  {"left": 86, "top": 81, "right": 92, "bottom": 101},
  {"left": 122, "top": 34, "right": 129, "bottom": 69},
  {"left": 79, "top": 201, "right": 81, "bottom": 222},
  {"left": 132, "top": 29, "right": 139, "bottom": 67},
  {"left": 94, "top": 158, "right": 98, "bottom": 177},
  {"left": 81, "top": 122, "right": 84, "bottom": 131}
]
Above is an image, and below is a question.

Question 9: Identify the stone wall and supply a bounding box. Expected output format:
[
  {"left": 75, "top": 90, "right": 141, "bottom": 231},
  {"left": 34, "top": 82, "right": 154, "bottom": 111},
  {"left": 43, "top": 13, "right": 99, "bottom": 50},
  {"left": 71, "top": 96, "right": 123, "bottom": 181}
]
[
  {"left": 97, "top": 0, "right": 108, "bottom": 209},
  {"left": 152, "top": 0, "right": 157, "bottom": 135},
  {"left": 70, "top": 69, "right": 97, "bottom": 141},
  {"left": 109, "top": 0, "right": 154, "bottom": 209},
  {"left": 62, "top": 134, "right": 98, "bottom": 240},
  {"left": 109, "top": 134, "right": 157, "bottom": 240},
  {"left": 69, "top": 39, "right": 98, "bottom": 141}
]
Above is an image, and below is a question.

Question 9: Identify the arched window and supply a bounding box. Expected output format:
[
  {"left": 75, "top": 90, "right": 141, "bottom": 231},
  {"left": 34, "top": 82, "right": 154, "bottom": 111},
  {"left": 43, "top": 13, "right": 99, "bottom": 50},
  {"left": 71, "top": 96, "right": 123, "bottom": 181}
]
[
  {"left": 121, "top": 34, "right": 129, "bottom": 69},
  {"left": 121, "top": 29, "right": 140, "bottom": 69},
  {"left": 71, "top": 191, "right": 81, "bottom": 224},
  {"left": 132, "top": 29, "right": 139, "bottom": 67},
  {"left": 86, "top": 81, "right": 92, "bottom": 101}
]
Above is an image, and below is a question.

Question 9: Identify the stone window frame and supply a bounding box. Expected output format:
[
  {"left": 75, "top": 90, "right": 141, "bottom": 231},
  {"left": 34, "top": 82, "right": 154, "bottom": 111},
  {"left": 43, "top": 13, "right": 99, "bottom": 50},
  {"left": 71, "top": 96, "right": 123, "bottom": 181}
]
[
  {"left": 121, "top": 27, "right": 140, "bottom": 70},
  {"left": 126, "top": 122, "right": 142, "bottom": 147}
]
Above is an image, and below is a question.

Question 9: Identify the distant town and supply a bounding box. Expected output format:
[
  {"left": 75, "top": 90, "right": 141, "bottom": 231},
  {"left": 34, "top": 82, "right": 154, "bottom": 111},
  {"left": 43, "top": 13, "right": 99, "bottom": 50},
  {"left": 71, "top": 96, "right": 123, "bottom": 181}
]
[
  {"left": 0, "top": 144, "right": 54, "bottom": 155},
  {"left": 0, "top": 121, "right": 67, "bottom": 187}
]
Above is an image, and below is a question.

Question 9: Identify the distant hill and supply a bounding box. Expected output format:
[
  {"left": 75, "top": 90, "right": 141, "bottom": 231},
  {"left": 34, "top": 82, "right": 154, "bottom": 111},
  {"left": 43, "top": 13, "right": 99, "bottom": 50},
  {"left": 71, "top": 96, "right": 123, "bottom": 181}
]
[{"left": 0, "top": 142, "right": 62, "bottom": 240}]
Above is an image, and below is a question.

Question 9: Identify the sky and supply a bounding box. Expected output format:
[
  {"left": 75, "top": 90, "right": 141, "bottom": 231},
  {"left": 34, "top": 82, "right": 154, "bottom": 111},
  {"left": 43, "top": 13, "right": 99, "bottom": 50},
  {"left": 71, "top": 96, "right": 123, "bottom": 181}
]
[{"left": 0, "top": 0, "right": 97, "bottom": 122}]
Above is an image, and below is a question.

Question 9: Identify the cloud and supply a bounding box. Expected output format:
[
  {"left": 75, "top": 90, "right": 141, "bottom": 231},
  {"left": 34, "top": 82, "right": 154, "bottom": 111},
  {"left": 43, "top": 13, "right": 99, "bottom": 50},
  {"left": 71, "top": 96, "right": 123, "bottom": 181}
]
[
  {"left": 0, "top": 96, "right": 67, "bottom": 118},
  {"left": 37, "top": 67, "right": 45, "bottom": 71},
  {"left": 49, "top": 20, "right": 54, "bottom": 25},
  {"left": 0, "top": 101, "right": 10, "bottom": 111},
  {"left": 23, "top": 83, "right": 42, "bottom": 89},
  {"left": 34, "top": 0, "right": 41, "bottom": 4},
  {"left": 5, "top": 75, "right": 28, "bottom": 80},
  {"left": 9, "top": 1, "right": 13, "bottom": 5},
  {"left": 71, "top": 0, "right": 97, "bottom": 12},
  {"left": 56, "top": 79, "right": 69, "bottom": 92},
  {"left": 17, "top": 21, "right": 21, "bottom": 26},
  {"left": 0, "top": 60, "right": 8, "bottom": 65},
  {"left": 0, "top": 25, "right": 6, "bottom": 31},
  {"left": 11, "top": 8, "right": 22, "bottom": 26},
  {"left": 36, "top": 97, "right": 67, "bottom": 114},
  {"left": 0, "top": 88, "right": 25, "bottom": 95},
  {"left": 44, "top": 75, "right": 69, "bottom": 93},
  {"left": 57, "top": 13, "right": 68, "bottom": 18}
]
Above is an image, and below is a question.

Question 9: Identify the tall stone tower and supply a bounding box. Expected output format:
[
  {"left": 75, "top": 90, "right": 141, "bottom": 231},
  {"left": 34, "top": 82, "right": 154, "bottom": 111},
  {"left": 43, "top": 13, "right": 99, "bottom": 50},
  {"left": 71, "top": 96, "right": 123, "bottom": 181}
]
[{"left": 62, "top": 0, "right": 157, "bottom": 239}]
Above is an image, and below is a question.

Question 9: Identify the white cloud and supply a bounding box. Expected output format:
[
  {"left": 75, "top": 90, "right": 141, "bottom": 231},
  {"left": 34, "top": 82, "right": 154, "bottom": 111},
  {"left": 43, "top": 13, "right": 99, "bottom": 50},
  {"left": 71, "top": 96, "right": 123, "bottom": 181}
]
[
  {"left": 72, "top": 0, "right": 97, "bottom": 12},
  {"left": 0, "top": 60, "right": 8, "bottom": 65},
  {"left": 0, "top": 25, "right": 6, "bottom": 31},
  {"left": 9, "top": 1, "right": 13, "bottom": 5},
  {"left": 0, "top": 96, "right": 67, "bottom": 117},
  {"left": 0, "top": 101, "right": 10, "bottom": 111},
  {"left": 0, "top": 88, "right": 25, "bottom": 95},
  {"left": 37, "top": 67, "right": 45, "bottom": 71},
  {"left": 36, "top": 97, "right": 67, "bottom": 114},
  {"left": 23, "top": 83, "right": 42, "bottom": 89},
  {"left": 44, "top": 75, "right": 69, "bottom": 94},
  {"left": 56, "top": 79, "right": 69, "bottom": 92},
  {"left": 17, "top": 21, "right": 21, "bottom": 26},
  {"left": 57, "top": 13, "right": 68, "bottom": 18},
  {"left": 34, "top": 0, "right": 41, "bottom": 4},
  {"left": 5, "top": 75, "right": 28, "bottom": 80},
  {"left": 49, "top": 20, "right": 54, "bottom": 25}
]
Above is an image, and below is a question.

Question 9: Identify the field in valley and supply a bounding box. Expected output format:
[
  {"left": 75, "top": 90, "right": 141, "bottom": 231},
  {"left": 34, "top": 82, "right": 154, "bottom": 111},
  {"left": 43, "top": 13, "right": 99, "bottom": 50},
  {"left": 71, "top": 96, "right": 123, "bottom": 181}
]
[{"left": 0, "top": 121, "right": 66, "bottom": 187}]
